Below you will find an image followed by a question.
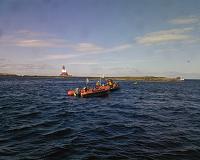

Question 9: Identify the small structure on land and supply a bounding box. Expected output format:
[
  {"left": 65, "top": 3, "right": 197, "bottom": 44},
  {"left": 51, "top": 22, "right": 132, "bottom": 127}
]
[{"left": 60, "top": 65, "right": 71, "bottom": 77}]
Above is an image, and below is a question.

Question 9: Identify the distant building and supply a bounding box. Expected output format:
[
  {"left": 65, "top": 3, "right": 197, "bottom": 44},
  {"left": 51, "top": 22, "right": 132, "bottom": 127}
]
[{"left": 60, "top": 65, "right": 71, "bottom": 77}]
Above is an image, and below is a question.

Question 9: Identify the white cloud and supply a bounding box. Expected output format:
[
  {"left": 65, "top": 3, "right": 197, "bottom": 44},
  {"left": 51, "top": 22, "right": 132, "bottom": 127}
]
[
  {"left": 103, "top": 44, "right": 132, "bottom": 53},
  {"left": 0, "top": 29, "right": 68, "bottom": 48},
  {"left": 43, "top": 43, "right": 132, "bottom": 61},
  {"left": 70, "top": 43, "right": 131, "bottom": 54},
  {"left": 0, "top": 36, "right": 67, "bottom": 48},
  {"left": 72, "top": 43, "right": 104, "bottom": 52},
  {"left": 15, "top": 39, "right": 67, "bottom": 48},
  {"left": 136, "top": 28, "right": 193, "bottom": 45},
  {"left": 169, "top": 16, "right": 199, "bottom": 25},
  {"left": 0, "top": 29, "right": 132, "bottom": 55},
  {"left": 45, "top": 54, "right": 77, "bottom": 60},
  {"left": 16, "top": 39, "right": 51, "bottom": 47}
]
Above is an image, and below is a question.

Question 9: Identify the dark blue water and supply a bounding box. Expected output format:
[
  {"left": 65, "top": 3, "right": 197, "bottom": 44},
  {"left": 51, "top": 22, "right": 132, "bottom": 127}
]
[{"left": 0, "top": 77, "right": 200, "bottom": 160}]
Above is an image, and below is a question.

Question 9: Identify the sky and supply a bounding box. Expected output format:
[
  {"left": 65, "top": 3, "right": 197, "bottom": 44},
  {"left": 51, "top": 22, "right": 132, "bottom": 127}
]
[{"left": 0, "top": 0, "right": 200, "bottom": 78}]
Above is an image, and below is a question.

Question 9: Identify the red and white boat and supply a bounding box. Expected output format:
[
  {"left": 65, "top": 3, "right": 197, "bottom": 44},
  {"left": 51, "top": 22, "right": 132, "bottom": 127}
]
[{"left": 67, "top": 86, "right": 110, "bottom": 98}]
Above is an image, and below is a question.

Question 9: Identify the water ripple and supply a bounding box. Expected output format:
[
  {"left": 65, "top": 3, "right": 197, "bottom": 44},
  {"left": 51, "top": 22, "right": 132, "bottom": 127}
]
[{"left": 0, "top": 78, "right": 200, "bottom": 159}]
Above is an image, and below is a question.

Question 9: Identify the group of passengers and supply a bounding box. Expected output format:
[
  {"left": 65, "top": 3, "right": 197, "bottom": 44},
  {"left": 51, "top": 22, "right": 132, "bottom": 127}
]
[{"left": 96, "top": 79, "right": 116, "bottom": 88}]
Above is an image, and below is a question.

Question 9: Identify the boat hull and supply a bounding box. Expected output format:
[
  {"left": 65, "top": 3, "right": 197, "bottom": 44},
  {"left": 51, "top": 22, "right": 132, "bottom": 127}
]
[
  {"left": 81, "top": 89, "right": 109, "bottom": 98},
  {"left": 67, "top": 88, "right": 109, "bottom": 98}
]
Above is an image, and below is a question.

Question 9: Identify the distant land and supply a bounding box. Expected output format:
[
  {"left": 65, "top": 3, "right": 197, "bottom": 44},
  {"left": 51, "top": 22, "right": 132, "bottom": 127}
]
[
  {"left": 0, "top": 73, "right": 184, "bottom": 82},
  {"left": 0, "top": 73, "right": 18, "bottom": 77}
]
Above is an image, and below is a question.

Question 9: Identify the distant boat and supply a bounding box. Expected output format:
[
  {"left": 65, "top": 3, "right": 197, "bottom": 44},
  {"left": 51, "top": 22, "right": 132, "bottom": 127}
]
[{"left": 133, "top": 81, "right": 138, "bottom": 85}]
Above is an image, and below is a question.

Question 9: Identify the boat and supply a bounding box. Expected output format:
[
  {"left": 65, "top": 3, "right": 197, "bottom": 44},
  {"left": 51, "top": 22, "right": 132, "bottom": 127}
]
[
  {"left": 133, "top": 81, "right": 138, "bottom": 85},
  {"left": 67, "top": 78, "right": 119, "bottom": 98},
  {"left": 67, "top": 87, "right": 109, "bottom": 98}
]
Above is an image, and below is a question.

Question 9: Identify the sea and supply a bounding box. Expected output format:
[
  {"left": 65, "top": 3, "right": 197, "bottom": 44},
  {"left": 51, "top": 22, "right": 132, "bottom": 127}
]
[{"left": 0, "top": 77, "right": 200, "bottom": 160}]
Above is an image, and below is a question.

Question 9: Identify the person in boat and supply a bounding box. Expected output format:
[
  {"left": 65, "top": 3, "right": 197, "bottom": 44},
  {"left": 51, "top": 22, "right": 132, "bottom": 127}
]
[
  {"left": 74, "top": 88, "right": 81, "bottom": 96},
  {"left": 83, "top": 87, "right": 88, "bottom": 92},
  {"left": 107, "top": 79, "right": 113, "bottom": 87},
  {"left": 96, "top": 81, "right": 100, "bottom": 88}
]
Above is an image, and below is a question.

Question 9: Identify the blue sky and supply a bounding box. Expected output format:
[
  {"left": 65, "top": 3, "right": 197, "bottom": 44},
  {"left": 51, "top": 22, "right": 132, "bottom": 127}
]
[{"left": 0, "top": 0, "right": 200, "bottom": 78}]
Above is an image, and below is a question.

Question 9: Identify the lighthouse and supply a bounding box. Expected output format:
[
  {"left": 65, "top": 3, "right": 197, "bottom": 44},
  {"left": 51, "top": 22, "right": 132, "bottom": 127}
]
[{"left": 60, "top": 65, "right": 70, "bottom": 77}]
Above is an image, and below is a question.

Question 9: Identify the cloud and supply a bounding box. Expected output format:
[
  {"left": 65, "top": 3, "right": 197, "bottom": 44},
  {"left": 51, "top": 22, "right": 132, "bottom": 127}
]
[
  {"left": 72, "top": 43, "right": 104, "bottom": 52},
  {"left": 15, "top": 39, "right": 50, "bottom": 47},
  {"left": 79, "top": 43, "right": 132, "bottom": 54},
  {"left": 169, "top": 16, "right": 199, "bottom": 25},
  {"left": 70, "top": 43, "right": 131, "bottom": 54},
  {"left": 0, "top": 29, "right": 133, "bottom": 54},
  {"left": 15, "top": 39, "right": 67, "bottom": 48},
  {"left": 103, "top": 44, "right": 132, "bottom": 53},
  {"left": 45, "top": 54, "right": 77, "bottom": 60},
  {"left": 0, "top": 36, "right": 68, "bottom": 48},
  {"left": 136, "top": 28, "right": 193, "bottom": 45},
  {"left": 43, "top": 43, "right": 132, "bottom": 60},
  {"left": 0, "top": 29, "right": 67, "bottom": 48}
]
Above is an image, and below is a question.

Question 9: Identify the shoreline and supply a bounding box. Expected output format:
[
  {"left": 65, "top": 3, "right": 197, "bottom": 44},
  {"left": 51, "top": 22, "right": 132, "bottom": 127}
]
[{"left": 0, "top": 74, "right": 184, "bottom": 82}]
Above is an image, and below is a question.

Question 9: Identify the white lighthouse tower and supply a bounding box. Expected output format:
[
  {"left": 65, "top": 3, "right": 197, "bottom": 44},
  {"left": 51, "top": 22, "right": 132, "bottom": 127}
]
[{"left": 60, "top": 65, "right": 70, "bottom": 77}]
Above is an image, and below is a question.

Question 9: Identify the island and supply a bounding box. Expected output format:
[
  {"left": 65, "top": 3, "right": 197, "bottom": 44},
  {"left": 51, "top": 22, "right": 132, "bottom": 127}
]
[{"left": 0, "top": 73, "right": 184, "bottom": 82}]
